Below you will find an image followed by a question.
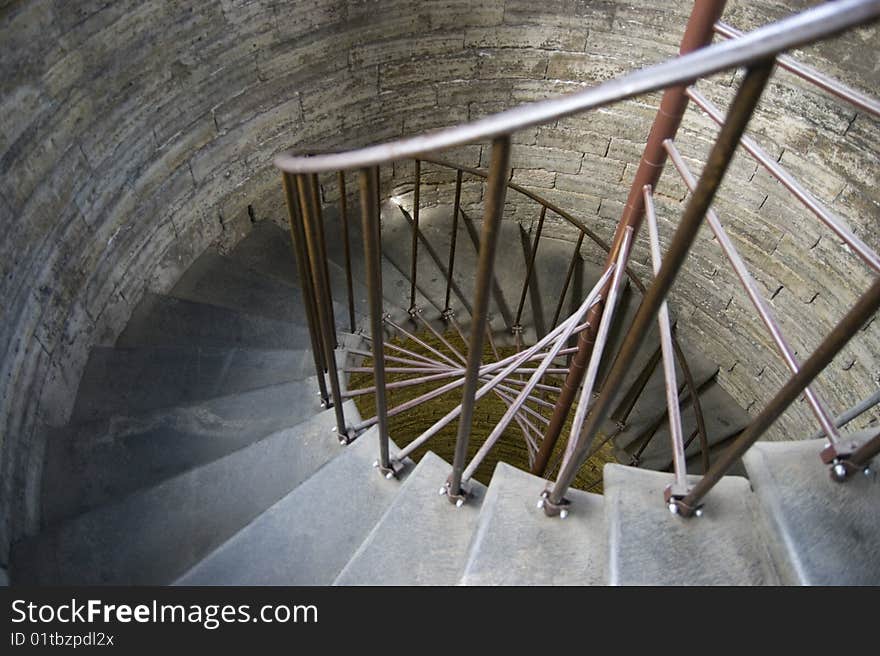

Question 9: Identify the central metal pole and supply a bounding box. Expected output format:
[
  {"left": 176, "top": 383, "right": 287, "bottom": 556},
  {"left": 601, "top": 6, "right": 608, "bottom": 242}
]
[
  {"left": 533, "top": 0, "right": 728, "bottom": 476},
  {"left": 446, "top": 136, "right": 511, "bottom": 503}
]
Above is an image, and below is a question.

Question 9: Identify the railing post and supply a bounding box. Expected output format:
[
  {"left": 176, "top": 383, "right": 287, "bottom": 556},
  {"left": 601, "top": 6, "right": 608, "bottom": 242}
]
[
  {"left": 535, "top": 0, "right": 728, "bottom": 476},
  {"left": 297, "top": 174, "right": 351, "bottom": 443},
  {"left": 445, "top": 136, "right": 512, "bottom": 504},
  {"left": 337, "top": 171, "right": 357, "bottom": 333},
  {"left": 358, "top": 166, "right": 396, "bottom": 477},
  {"left": 513, "top": 205, "right": 547, "bottom": 333},
  {"left": 545, "top": 60, "right": 775, "bottom": 514},
  {"left": 409, "top": 159, "right": 421, "bottom": 315},
  {"left": 309, "top": 174, "right": 338, "bottom": 349},
  {"left": 281, "top": 172, "right": 330, "bottom": 405},
  {"left": 443, "top": 169, "right": 463, "bottom": 317}
]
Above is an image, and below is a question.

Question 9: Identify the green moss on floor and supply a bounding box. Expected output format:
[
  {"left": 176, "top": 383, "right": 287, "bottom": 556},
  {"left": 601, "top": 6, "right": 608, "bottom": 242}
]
[{"left": 349, "top": 328, "right": 617, "bottom": 493}]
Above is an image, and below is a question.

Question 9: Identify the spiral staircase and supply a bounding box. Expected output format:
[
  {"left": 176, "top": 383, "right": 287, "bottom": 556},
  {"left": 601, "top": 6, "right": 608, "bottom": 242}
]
[
  {"left": 8, "top": 0, "right": 880, "bottom": 586},
  {"left": 10, "top": 205, "right": 877, "bottom": 586}
]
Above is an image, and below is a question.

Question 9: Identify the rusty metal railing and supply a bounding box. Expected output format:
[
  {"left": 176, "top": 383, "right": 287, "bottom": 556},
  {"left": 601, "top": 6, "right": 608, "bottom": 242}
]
[{"left": 276, "top": 0, "right": 880, "bottom": 519}]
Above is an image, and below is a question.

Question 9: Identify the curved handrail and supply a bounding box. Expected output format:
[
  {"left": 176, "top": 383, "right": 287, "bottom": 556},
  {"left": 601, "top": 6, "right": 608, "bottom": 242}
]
[{"left": 274, "top": 0, "right": 879, "bottom": 174}]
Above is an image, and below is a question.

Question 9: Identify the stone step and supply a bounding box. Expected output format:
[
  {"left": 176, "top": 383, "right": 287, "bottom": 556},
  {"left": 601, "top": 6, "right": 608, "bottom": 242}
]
[
  {"left": 225, "top": 220, "right": 298, "bottom": 287},
  {"left": 603, "top": 463, "right": 780, "bottom": 585},
  {"left": 606, "top": 342, "right": 718, "bottom": 451},
  {"left": 380, "top": 204, "right": 475, "bottom": 321},
  {"left": 174, "top": 428, "right": 411, "bottom": 585},
  {"left": 460, "top": 462, "right": 606, "bottom": 585},
  {"left": 170, "top": 249, "right": 304, "bottom": 322},
  {"left": 70, "top": 345, "right": 317, "bottom": 423},
  {"left": 334, "top": 451, "right": 485, "bottom": 586},
  {"left": 42, "top": 378, "right": 326, "bottom": 526},
  {"left": 10, "top": 402, "right": 357, "bottom": 585},
  {"left": 623, "top": 382, "right": 751, "bottom": 471},
  {"left": 116, "top": 293, "right": 312, "bottom": 350},
  {"left": 320, "top": 203, "right": 442, "bottom": 326},
  {"left": 530, "top": 235, "right": 608, "bottom": 334},
  {"left": 742, "top": 433, "right": 880, "bottom": 585}
]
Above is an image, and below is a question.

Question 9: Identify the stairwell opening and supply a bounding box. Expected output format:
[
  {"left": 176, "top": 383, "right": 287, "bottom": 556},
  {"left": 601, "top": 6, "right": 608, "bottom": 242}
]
[{"left": 348, "top": 329, "right": 618, "bottom": 492}]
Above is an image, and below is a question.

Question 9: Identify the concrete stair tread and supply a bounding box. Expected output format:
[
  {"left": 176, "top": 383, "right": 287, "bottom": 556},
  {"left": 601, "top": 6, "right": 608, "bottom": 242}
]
[
  {"left": 604, "top": 463, "right": 780, "bottom": 585},
  {"left": 70, "top": 345, "right": 319, "bottom": 423},
  {"left": 626, "top": 382, "right": 751, "bottom": 471},
  {"left": 320, "top": 204, "right": 442, "bottom": 324},
  {"left": 460, "top": 462, "right": 606, "bottom": 585},
  {"left": 225, "top": 220, "right": 298, "bottom": 286},
  {"left": 11, "top": 401, "right": 358, "bottom": 585},
  {"left": 334, "top": 451, "right": 485, "bottom": 586},
  {"left": 380, "top": 205, "right": 475, "bottom": 320},
  {"left": 116, "top": 293, "right": 312, "bottom": 350},
  {"left": 174, "top": 428, "right": 411, "bottom": 585},
  {"left": 43, "top": 377, "right": 327, "bottom": 526},
  {"left": 743, "top": 434, "right": 880, "bottom": 585},
  {"left": 535, "top": 236, "right": 610, "bottom": 329}
]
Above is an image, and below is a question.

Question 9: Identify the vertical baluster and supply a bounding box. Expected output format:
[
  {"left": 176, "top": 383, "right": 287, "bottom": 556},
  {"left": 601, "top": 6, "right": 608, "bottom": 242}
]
[
  {"left": 309, "top": 174, "right": 338, "bottom": 348},
  {"left": 443, "top": 169, "right": 463, "bottom": 316},
  {"left": 282, "top": 172, "right": 330, "bottom": 404},
  {"left": 338, "top": 171, "right": 357, "bottom": 333},
  {"left": 550, "top": 231, "right": 585, "bottom": 330},
  {"left": 513, "top": 205, "right": 547, "bottom": 333},
  {"left": 644, "top": 185, "right": 688, "bottom": 498},
  {"left": 545, "top": 61, "right": 775, "bottom": 514},
  {"left": 409, "top": 159, "right": 421, "bottom": 314},
  {"left": 297, "top": 174, "right": 350, "bottom": 443},
  {"left": 359, "top": 167, "right": 394, "bottom": 475},
  {"left": 446, "top": 136, "right": 512, "bottom": 504}
]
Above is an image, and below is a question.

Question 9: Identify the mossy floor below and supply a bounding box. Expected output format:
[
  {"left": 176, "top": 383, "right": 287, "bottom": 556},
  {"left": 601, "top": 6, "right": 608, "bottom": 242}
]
[{"left": 348, "top": 328, "right": 617, "bottom": 493}]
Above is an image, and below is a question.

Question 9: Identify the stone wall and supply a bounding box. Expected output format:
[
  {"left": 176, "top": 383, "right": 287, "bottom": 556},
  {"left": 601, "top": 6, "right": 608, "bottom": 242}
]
[{"left": 1, "top": 0, "right": 877, "bottom": 562}]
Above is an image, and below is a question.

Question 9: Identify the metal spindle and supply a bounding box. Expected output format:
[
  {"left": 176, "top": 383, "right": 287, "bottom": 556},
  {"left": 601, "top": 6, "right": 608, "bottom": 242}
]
[
  {"left": 297, "top": 174, "right": 349, "bottom": 441},
  {"left": 665, "top": 139, "right": 843, "bottom": 446},
  {"left": 514, "top": 205, "right": 547, "bottom": 332},
  {"left": 310, "top": 174, "right": 338, "bottom": 348},
  {"left": 409, "top": 159, "right": 421, "bottom": 314},
  {"left": 358, "top": 166, "right": 394, "bottom": 473},
  {"left": 686, "top": 87, "right": 880, "bottom": 274},
  {"left": 558, "top": 228, "right": 633, "bottom": 473},
  {"left": 551, "top": 231, "right": 585, "bottom": 329},
  {"left": 644, "top": 186, "right": 688, "bottom": 496},
  {"left": 337, "top": 171, "right": 357, "bottom": 333},
  {"left": 546, "top": 61, "right": 775, "bottom": 513},
  {"left": 446, "top": 136, "right": 511, "bottom": 503},
  {"left": 444, "top": 169, "right": 464, "bottom": 316},
  {"left": 281, "top": 172, "right": 330, "bottom": 403}
]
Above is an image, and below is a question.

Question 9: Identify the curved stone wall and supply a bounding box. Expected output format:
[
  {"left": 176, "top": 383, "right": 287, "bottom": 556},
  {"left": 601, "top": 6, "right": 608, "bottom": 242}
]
[{"left": 1, "top": 0, "right": 877, "bottom": 560}]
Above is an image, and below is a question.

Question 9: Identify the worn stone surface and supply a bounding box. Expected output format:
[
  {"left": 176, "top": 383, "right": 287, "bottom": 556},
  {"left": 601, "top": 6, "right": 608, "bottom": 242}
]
[
  {"left": 604, "top": 463, "right": 781, "bottom": 585},
  {"left": 1, "top": 0, "right": 877, "bottom": 563},
  {"left": 70, "top": 346, "right": 316, "bottom": 423},
  {"left": 335, "top": 451, "right": 485, "bottom": 585},
  {"left": 42, "top": 378, "right": 326, "bottom": 525},
  {"left": 743, "top": 435, "right": 880, "bottom": 585},
  {"left": 11, "top": 401, "right": 356, "bottom": 585},
  {"left": 461, "top": 462, "right": 606, "bottom": 585},
  {"left": 174, "top": 428, "right": 410, "bottom": 586}
]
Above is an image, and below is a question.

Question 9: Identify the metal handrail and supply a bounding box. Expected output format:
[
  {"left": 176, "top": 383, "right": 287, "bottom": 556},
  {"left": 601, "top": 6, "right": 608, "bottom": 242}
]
[
  {"left": 276, "top": 0, "right": 880, "bottom": 520},
  {"left": 713, "top": 21, "right": 880, "bottom": 119},
  {"left": 274, "top": 0, "right": 879, "bottom": 174}
]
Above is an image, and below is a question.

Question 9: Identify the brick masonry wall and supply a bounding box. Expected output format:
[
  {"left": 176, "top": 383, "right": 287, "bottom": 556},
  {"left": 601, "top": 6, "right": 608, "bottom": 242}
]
[{"left": 0, "top": 0, "right": 877, "bottom": 560}]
